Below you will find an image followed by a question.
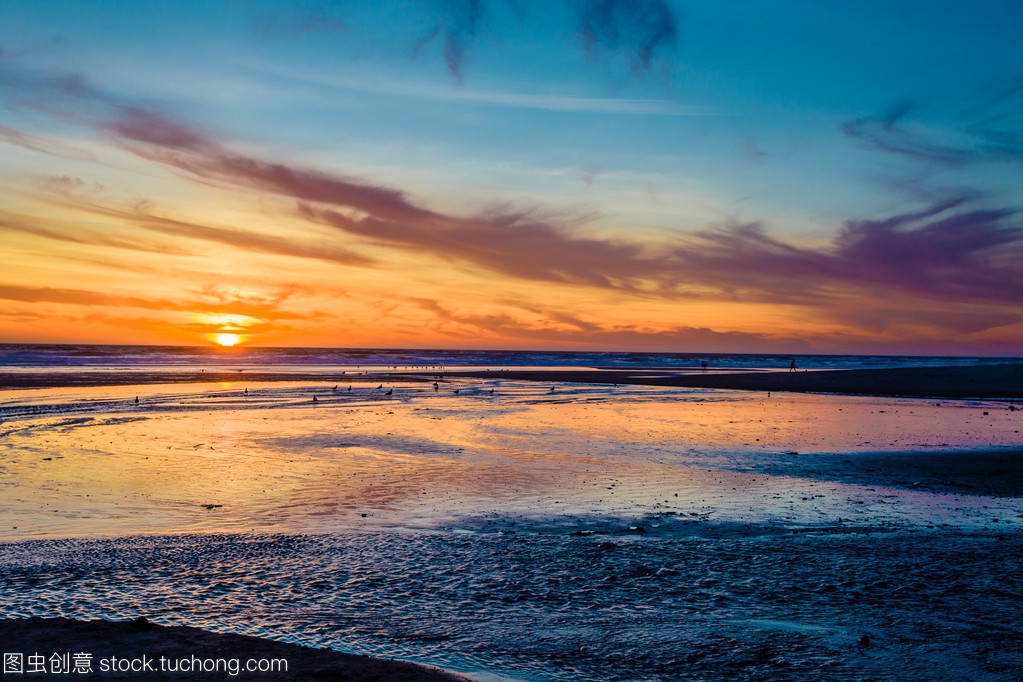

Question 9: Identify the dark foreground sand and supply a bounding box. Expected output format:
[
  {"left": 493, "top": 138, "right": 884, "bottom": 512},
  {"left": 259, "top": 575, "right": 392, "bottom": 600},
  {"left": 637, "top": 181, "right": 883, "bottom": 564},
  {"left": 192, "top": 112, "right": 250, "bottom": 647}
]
[
  {"left": 3, "top": 364, "right": 1021, "bottom": 399},
  {"left": 0, "top": 617, "right": 466, "bottom": 681}
]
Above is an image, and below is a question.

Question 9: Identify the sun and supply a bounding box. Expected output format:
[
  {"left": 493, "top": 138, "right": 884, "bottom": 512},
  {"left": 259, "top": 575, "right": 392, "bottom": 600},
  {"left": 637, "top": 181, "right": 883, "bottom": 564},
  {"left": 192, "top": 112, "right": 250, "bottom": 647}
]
[{"left": 214, "top": 333, "right": 240, "bottom": 347}]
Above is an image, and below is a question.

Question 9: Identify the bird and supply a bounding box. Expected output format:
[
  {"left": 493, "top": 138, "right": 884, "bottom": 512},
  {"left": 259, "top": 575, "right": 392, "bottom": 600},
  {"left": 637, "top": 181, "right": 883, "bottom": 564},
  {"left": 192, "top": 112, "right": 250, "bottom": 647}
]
[
  {"left": 332, "top": 385, "right": 338, "bottom": 391},
  {"left": 134, "top": 396, "right": 139, "bottom": 404},
  {"left": 550, "top": 385, "right": 556, "bottom": 392},
  {"left": 313, "top": 396, "right": 318, "bottom": 402},
  {"left": 454, "top": 389, "right": 460, "bottom": 394},
  {"left": 376, "top": 384, "right": 383, "bottom": 389},
  {"left": 348, "top": 385, "right": 352, "bottom": 391},
  {"left": 490, "top": 389, "right": 494, "bottom": 394},
  {"left": 385, "top": 389, "right": 393, "bottom": 396},
  {"left": 244, "top": 388, "right": 248, "bottom": 394}
]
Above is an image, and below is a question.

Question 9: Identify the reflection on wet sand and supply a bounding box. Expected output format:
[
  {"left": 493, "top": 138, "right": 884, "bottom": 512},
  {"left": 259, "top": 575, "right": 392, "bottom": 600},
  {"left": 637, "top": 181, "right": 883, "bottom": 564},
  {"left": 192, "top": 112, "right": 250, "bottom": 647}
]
[{"left": 2, "top": 379, "right": 1021, "bottom": 539}]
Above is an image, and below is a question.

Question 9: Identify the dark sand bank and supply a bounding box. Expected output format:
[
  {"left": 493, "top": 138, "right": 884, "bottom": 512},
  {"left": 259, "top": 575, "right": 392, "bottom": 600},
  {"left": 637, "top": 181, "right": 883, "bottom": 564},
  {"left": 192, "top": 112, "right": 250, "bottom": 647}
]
[
  {"left": 755, "top": 449, "right": 1023, "bottom": 497},
  {"left": 0, "top": 617, "right": 466, "bottom": 681},
  {"left": 3, "top": 363, "right": 1023, "bottom": 399},
  {"left": 424, "top": 364, "right": 1023, "bottom": 399}
]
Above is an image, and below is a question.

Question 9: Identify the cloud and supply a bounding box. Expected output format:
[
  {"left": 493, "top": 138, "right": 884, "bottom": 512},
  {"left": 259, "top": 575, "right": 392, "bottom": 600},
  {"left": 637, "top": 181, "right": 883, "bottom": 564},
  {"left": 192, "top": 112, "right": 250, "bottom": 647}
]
[
  {"left": 842, "top": 85, "right": 1023, "bottom": 166},
  {"left": 263, "top": 65, "right": 694, "bottom": 114},
  {"left": 407, "top": 295, "right": 810, "bottom": 352},
  {"left": 0, "top": 125, "right": 55, "bottom": 155},
  {"left": 0, "top": 208, "right": 192, "bottom": 256},
  {"left": 578, "top": 0, "right": 677, "bottom": 76},
  {"left": 414, "top": 0, "right": 485, "bottom": 85},
  {"left": 94, "top": 104, "right": 1023, "bottom": 312},
  {"left": 675, "top": 196, "right": 1023, "bottom": 310},
  {"left": 125, "top": 203, "right": 376, "bottom": 267},
  {"left": 833, "top": 199, "right": 1023, "bottom": 304},
  {"left": 406, "top": 0, "right": 677, "bottom": 84},
  {"left": 23, "top": 190, "right": 375, "bottom": 267},
  {"left": 0, "top": 283, "right": 317, "bottom": 326}
]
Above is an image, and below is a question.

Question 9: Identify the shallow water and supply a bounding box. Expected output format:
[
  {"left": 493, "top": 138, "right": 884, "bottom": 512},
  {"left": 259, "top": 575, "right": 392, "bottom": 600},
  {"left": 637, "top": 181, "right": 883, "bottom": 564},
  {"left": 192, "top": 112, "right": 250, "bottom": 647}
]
[
  {"left": 1, "top": 379, "right": 1021, "bottom": 539},
  {"left": 2, "top": 375, "right": 1023, "bottom": 680}
]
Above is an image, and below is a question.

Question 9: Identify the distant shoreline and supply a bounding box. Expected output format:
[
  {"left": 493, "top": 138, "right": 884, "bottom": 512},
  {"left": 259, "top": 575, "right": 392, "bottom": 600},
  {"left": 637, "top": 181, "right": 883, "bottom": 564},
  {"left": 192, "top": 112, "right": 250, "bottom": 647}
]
[
  {"left": 0, "top": 617, "right": 468, "bottom": 681},
  {"left": 2, "top": 364, "right": 1022, "bottom": 399}
]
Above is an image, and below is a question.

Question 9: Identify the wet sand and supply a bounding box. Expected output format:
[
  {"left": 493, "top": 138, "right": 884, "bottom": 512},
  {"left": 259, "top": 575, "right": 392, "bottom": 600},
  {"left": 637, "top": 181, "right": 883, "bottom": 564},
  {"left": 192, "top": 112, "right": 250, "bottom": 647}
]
[
  {"left": 3, "top": 380, "right": 1022, "bottom": 539},
  {"left": 0, "top": 617, "right": 466, "bottom": 681},
  {"left": 3, "top": 363, "right": 1023, "bottom": 399},
  {"left": 4, "top": 532, "right": 1023, "bottom": 681}
]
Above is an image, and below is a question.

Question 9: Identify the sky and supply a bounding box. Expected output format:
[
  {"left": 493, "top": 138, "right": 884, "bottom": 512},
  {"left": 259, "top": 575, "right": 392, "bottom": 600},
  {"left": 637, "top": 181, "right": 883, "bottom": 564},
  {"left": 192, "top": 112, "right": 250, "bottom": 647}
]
[{"left": 1, "top": 0, "right": 1022, "bottom": 354}]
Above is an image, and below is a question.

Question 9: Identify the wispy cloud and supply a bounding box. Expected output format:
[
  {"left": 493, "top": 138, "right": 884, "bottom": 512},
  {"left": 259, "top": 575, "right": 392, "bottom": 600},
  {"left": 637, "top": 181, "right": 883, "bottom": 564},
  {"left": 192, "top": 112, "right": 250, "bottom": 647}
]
[
  {"left": 27, "top": 193, "right": 377, "bottom": 268},
  {"left": 407, "top": 295, "right": 811, "bottom": 352},
  {"left": 842, "top": 83, "right": 1023, "bottom": 167},
  {"left": 0, "top": 283, "right": 319, "bottom": 328},
  {"left": 0, "top": 208, "right": 191, "bottom": 256},
  {"left": 578, "top": 0, "right": 678, "bottom": 76},
  {"left": 86, "top": 98, "right": 1023, "bottom": 313},
  {"left": 262, "top": 64, "right": 692, "bottom": 115},
  {"left": 416, "top": 0, "right": 485, "bottom": 85},
  {"left": 253, "top": 0, "right": 679, "bottom": 86}
]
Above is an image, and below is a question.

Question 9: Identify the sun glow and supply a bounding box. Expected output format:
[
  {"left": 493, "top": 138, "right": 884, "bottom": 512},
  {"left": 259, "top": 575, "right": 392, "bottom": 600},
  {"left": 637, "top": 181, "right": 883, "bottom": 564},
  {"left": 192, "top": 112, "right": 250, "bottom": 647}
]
[{"left": 214, "top": 333, "right": 240, "bottom": 347}]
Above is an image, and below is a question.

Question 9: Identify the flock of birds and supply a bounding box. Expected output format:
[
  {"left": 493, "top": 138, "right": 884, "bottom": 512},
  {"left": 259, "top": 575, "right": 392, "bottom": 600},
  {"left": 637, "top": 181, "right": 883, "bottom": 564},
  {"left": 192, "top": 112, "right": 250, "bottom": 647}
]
[{"left": 131, "top": 376, "right": 577, "bottom": 406}]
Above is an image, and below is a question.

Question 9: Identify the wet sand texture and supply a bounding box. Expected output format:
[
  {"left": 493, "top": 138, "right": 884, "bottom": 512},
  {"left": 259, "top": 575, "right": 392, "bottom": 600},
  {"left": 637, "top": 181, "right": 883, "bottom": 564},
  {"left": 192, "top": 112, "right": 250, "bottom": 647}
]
[
  {"left": 0, "top": 617, "right": 465, "bottom": 681},
  {"left": 4, "top": 364, "right": 1021, "bottom": 399}
]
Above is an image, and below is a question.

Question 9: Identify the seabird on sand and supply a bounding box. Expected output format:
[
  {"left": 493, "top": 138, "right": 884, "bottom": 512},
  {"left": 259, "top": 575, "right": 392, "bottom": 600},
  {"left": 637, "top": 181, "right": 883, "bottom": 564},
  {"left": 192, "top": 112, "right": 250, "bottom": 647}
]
[
  {"left": 348, "top": 385, "right": 352, "bottom": 391},
  {"left": 134, "top": 396, "right": 139, "bottom": 404},
  {"left": 385, "top": 389, "right": 393, "bottom": 396},
  {"left": 376, "top": 384, "right": 383, "bottom": 389},
  {"left": 313, "top": 395, "right": 318, "bottom": 402}
]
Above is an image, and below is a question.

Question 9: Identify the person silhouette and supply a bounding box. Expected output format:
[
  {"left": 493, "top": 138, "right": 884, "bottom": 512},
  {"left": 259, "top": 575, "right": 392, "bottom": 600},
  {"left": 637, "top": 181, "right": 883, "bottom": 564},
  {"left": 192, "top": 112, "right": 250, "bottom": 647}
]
[{"left": 789, "top": 359, "right": 796, "bottom": 372}]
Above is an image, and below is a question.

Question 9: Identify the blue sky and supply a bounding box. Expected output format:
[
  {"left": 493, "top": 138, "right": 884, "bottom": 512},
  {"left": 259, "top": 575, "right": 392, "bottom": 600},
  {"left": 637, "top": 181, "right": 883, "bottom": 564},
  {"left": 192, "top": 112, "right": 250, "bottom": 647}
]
[{"left": 1, "top": 1, "right": 1022, "bottom": 353}]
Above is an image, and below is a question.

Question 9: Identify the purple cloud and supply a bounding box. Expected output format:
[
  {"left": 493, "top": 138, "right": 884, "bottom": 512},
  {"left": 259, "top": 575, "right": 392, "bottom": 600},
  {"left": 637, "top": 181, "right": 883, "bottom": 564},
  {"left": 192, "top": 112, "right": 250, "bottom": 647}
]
[{"left": 98, "top": 104, "right": 1023, "bottom": 314}]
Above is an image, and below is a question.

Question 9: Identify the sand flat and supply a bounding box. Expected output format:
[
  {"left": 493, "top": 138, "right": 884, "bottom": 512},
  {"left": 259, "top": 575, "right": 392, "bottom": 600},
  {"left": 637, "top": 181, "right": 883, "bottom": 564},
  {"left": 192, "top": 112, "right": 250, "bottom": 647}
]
[{"left": 2, "top": 378, "right": 1021, "bottom": 539}]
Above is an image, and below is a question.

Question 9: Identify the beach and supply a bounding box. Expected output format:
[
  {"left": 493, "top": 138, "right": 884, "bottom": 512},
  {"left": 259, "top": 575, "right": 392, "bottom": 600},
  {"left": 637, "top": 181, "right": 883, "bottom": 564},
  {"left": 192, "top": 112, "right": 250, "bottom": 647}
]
[{"left": 2, "top": 354, "right": 1023, "bottom": 680}]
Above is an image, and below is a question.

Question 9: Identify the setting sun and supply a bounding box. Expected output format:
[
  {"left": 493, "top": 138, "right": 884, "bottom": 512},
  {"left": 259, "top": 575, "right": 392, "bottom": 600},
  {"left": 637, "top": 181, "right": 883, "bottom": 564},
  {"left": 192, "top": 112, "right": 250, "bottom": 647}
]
[{"left": 214, "top": 333, "right": 240, "bottom": 347}]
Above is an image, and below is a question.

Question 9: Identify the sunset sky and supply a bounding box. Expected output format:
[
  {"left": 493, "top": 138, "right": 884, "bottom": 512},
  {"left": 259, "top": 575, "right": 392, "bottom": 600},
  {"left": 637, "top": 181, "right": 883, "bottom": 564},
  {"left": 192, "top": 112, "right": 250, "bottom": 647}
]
[{"left": 1, "top": 1, "right": 1022, "bottom": 354}]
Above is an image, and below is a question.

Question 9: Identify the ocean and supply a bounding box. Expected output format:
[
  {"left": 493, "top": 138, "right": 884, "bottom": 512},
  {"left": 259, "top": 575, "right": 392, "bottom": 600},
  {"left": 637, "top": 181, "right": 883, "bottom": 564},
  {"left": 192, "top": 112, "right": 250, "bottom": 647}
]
[{"left": 2, "top": 343, "right": 1019, "bottom": 372}]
